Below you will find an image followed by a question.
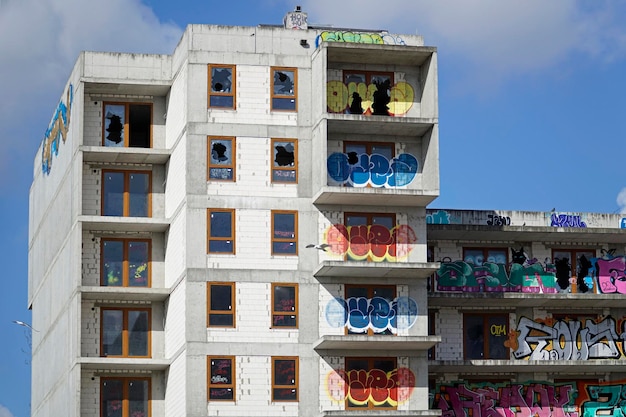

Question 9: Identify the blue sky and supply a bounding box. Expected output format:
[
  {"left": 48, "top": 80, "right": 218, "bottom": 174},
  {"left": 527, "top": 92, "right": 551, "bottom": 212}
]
[{"left": 1, "top": 1, "right": 626, "bottom": 416}]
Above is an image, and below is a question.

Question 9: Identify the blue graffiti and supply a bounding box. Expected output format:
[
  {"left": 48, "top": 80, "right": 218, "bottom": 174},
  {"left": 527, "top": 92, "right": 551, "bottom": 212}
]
[
  {"left": 621, "top": 218, "right": 626, "bottom": 229},
  {"left": 42, "top": 84, "right": 73, "bottom": 175},
  {"left": 550, "top": 213, "right": 587, "bottom": 228},
  {"left": 325, "top": 296, "right": 418, "bottom": 334},
  {"left": 426, "top": 210, "right": 451, "bottom": 225},
  {"left": 327, "top": 152, "right": 418, "bottom": 188}
]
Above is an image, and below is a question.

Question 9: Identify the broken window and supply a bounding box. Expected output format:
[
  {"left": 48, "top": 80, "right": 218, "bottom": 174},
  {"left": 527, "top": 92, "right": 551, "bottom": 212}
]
[
  {"left": 271, "top": 67, "right": 297, "bottom": 111},
  {"left": 208, "top": 137, "right": 235, "bottom": 181},
  {"left": 103, "top": 102, "right": 152, "bottom": 148},
  {"left": 271, "top": 138, "right": 297, "bottom": 183},
  {"left": 208, "top": 64, "right": 236, "bottom": 109}
]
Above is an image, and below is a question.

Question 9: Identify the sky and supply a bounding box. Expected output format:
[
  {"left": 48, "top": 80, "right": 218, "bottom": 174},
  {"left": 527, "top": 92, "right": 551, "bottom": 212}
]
[{"left": 1, "top": 0, "right": 626, "bottom": 416}]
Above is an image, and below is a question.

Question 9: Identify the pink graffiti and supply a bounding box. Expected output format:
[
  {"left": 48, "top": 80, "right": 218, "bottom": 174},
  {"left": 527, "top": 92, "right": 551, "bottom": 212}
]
[
  {"left": 596, "top": 257, "right": 626, "bottom": 294},
  {"left": 324, "top": 224, "right": 417, "bottom": 261},
  {"left": 325, "top": 368, "right": 415, "bottom": 406}
]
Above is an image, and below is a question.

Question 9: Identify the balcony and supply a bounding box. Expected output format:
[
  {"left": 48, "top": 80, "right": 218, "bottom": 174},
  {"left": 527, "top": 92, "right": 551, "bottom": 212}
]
[
  {"left": 80, "top": 216, "right": 169, "bottom": 233},
  {"left": 321, "top": 410, "right": 441, "bottom": 417},
  {"left": 314, "top": 335, "right": 440, "bottom": 354},
  {"left": 81, "top": 286, "right": 169, "bottom": 302},
  {"left": 79, "top": 357, "right": 170, "bottom": 371},
  {"left": 429, "top": 291, "right": 626, "bottom": 308},
  {"left": 82, "top": 146, "right": 170, "bottom": 164},
  {"left": 315, "top": 261, "right": 439, "bottom": 280},
  {"left": 428, "top": 359, "right": 626, "bottom": 374}
]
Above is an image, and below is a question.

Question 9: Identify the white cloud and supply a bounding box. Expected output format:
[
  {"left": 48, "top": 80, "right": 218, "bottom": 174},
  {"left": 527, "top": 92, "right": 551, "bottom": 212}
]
[
  {"left": 0, "top": 404, "right": 15, "bottom": 417},
  {"left": 0, "top": 0, "right": 182, "bottom": 190},
  {"left": 617, "top": 188, "right": 626, "bottom": 214}
]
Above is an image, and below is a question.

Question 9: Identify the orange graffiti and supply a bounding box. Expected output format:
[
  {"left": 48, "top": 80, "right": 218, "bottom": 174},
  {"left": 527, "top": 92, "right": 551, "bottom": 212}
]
[
  {"left": 325, "top": 368, "right": 415, "bottom": 406},
  {"left": 323, "top": 224, "right": 417, "bottom": 262}
]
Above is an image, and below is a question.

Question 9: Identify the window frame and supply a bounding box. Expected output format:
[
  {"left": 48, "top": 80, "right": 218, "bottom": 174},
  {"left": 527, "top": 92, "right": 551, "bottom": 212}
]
[
  {"left": 271, "top": 283, "right": 298, "bottom": 328},
  {"left": 344, "top": 212, "right": 396, "bottom": 261},
  {"left": 100, "top": 377, "right": 151, "bottom": 417},
  {"left": 271, "top": 356, "right": 299, "bottom": 402},
  {"left": 345, "top": 284, "right": 396, "bottom": 335},
  {"left": 344, "top": 357, "right": 398, "bottom": 409},
  {"left": 207, "top": 136, "right": 236, "bottom": 181},
  {"left": 102, "top": 101, "right": 153, "bottom": 148},
  {"left": 551, "top": 248, "right": 596, "bottom": 277},
  {"left": 207, "top": 356, "right": 236, "bottom": 401},
  {"left": 271, "top": 210, "right": 298, "bottom": 256},
  {"left": 270, "top": 67, "right": 298, "bottom": 112},
  {"left": 101, "top": 169, "right": 152, "bottom": 217},
  {"left": 101, "top": 238, "right": 151, "bottom": 287},
  {"left": 463, "top": 312, "right": 509, "bottom": 360},
  {"left": 271, "top": 138, "right": 298, "bottom": 184},
  {"left": 100, "top": 307, "right": 151, "bottom": 358},
  {"left": 207, "top": 282, "right": 236, "bottom": 328},
  {"left": 208, "top": 64, "right": 236, "bottom": 110},
  {"left": 207, "top": 209, "right": 236, "bottom": 254},
  {"left": 462, "top": 247, "right": 508, "bottom": 266},
  {"left": 341, "top": 70, "right": 394, "bottom": 115}
]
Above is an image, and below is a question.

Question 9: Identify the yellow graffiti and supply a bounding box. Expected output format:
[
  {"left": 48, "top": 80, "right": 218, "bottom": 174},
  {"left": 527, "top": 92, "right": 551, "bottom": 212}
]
[
  {"left": 326, "top": 80, "right": 414, "bottom": 116},
  {"left": 490, "top": 324, "right": 507, "bottom": 336},
  {"left": 42, "top": 84, "right": 73, "bottom": 174}
]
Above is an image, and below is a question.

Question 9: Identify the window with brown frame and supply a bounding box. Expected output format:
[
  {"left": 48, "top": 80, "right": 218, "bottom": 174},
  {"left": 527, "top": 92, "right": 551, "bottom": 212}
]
[
  {"left": 345, "top": 284, "right": 395, "bottom": 335},
  {"left": 271, "top": 67, "right": 297, "bottom": 111},
  {"left": 208, "top": 64, "right": 236, "bottom": 109},
  {"left": 207, "top": 283, "right": 235, "bottom": 327},
  {"left": 103, "top": 102, "right": 152, "bottom": 148},
  {"left": 208, "top": 356, "right": 235, "bottom": 401},
  {"left": 101, "top": 377, "right": 150, "bottom": 417},
  {"left": 344, "top": 212, "right": 396, "bottom": 261},
  {"left": 343, "top": 71, "right": 393, "bottom": 116},
  {"left": 101, "top": 307, "right": 151, "bottom": 358},
  {"left": 463, "top": 313, "right": 508, "bottom": 360},
  {"left": 345, "top": 357, "right": 397, "bottom": 409},
  {"left": 462, "top": 247, "right": 508, "bottom": 266},
  {"left": 102, "top": 170, "right": 151, "bottom": 217},
  {"left": 272, "top": 284, "right": 297, "bottom": 328},
  {"left": 207, "top": 209, "right": 235, "bottom": 254},
  {"left": 552, "top": 248, "right": 596, "bottom": 292},
  {"left": 333, "top": 141, "right": 394, "bottom": 188},
  {"left": 101, "top": 238, "right": 151, "bottom": 287},
  {"left": 271, "top": 138, "right": 297, "bottom": 183},
  {"left": 272, "top": 357, "right": 298, "bottom": 401},
  {"left": 271, "top": 210, "right": 297, "bottom": 255},
  {"left": 207, "top": 137, "right": 235, "bottom": 181}
]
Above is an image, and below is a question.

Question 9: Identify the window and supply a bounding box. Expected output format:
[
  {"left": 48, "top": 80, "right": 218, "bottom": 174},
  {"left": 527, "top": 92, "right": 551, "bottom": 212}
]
[
  {"left": 271, "top": 211, "right": 297, "bottom": 255},
  {"left": 271, "top": 138, "right": 297, "bottom": 183},
  {"left": 336, "top": 141, "right": 394, "bottom": 187},
  {"left": 271, "top": 67, "right": 297, "bottom": 111},
  {"left": 103, "top": 102, "right": 152, "bottom": 148},
  {"left": 102, "top": 170, "right": 151, "bottom": 217},
  {"left": 101, "top": 239, "right": 151, "bottom": 287},
  {"left": 207, "top": 209, "right": 235, "bottom": 254},
  {"left": 207, "top": 137, "right": 235, "bottom": 181},
  {"left": 101, "top": 308, "right": 150, "bottom": 357},
  {"left": 272, "top": 284, "right": 297, "bottom": 328},
  {"left": 463, "top": 248, "right": 507, "bottom": 266},
  {"left": 345, "top": 357, "right": 397, "bottom": 409},
  {"left": 344, "top": 212, "right": 396, "bottom": 261},
  {"left": 272, "top": 357, "right": 298, "bottom": 401},
  {"left": 463, "top": 313, "right": 508, "bottom": 360},
  {"left": 343, "top": 71, "right": 393, "bottom": 116},
  {"left": 207, "top": 283, "right": 235, "bottom": 327},
  {"left": 208, "top": 356, "right": 235, "bottom": 401},
  {"left": 101, "top": 377, "right": 150, "bottom": 417},
  {"left": 552, "top": 249, "right": 595, "bottom": 292},
  {"left": 208, "top": 64, "right": 236, "bottom": 109},
  {"left": 345, "top": 284, "right": 395, "bottom": 335}
]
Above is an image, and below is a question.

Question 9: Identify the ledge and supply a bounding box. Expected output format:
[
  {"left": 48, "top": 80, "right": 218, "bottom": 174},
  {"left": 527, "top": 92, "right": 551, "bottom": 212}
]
[
  {"left": 314, "top": 261, "right": 439, "bottom": 279},
  {"left": 313, "top": 186, "right": 438, "bottom": 207},
  {"left": 324, "top": 42, "right": 437, "bottom": 67},
  {"left": 81, "top": 146, "right": 171, "bottom": 164},
  {"left": 428, "top": 359, "right": 626, "bottom": 374},
  {"left": 321, "top": 410, "right": 441, "bottom": 417},
  {"left": 81, "top": 286, "right": 170, "bottom": 302},
  {"left": 326, "top": 115, "right": 435, "bottom": 137},
  {"left": 314, "top": 335, "right": 440, "bottom": 352},
  {"left": 79, "top": 357, "right": 170, "bottom": 371},
  {"left": 79, "top": 216, "right": 170, "bottom": 232},
  {"left": 428, "top": 292, "right": 626, "bottom": 308}
]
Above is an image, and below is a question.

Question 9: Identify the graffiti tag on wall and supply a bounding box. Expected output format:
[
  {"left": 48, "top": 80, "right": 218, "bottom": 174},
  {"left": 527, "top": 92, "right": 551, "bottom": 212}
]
[
  {"left": 42, "top": 84, "right": 73, "bottom": 175},
  {"left": 327, "top": 80, "right": 414, "bottom": 116},
  {"left": 550, "top": 213, "right": 587, "bottom": 228},
  {"left": 595, "top": 256, "right": 626, "bottom": 294},
  {"left": 324, "top": 224, "right": 417, "bottom": 262},
  {"left": 325, "top": 296, "right": 417, "bottom": 334},
  {"left": 327, "top": 152, "right": 418, "bottom": 187},
  {"left": 316, "top": 31, "right": 406, "bottom": 48},
  {"left": 325, "top": 368, "right": 415, "bottom": 406},
  {"left": 510, "top": 316, "right": 624, "bottom": 360}
]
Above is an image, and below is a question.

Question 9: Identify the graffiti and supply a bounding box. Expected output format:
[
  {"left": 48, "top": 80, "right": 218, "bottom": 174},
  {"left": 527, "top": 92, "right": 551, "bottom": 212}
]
[
  {"left": 511, "top": 316, "right": 624, "bottom": 360},
  {"left": 316, "top": 31, "right": 406, "bottom": 48},
  {"left": 621, "top": 218, "right": 626, "bottom": 228},
  {"left": 42, "top": 84, "right": 73, "bottom": 175},
  {"left": 594, "top": 256, "right": 626, "bottom": 294},
  {"left": 550, "top": 213, "right": 587, "bottom": 228},
  {"left": 325, "top": 296, "right": 417, "bottom": 334},
  {"left": 324, "top": 224, "right": 417, "bottom": 262},
  {"left": 327, "top": 79, "right": 414, "bottom": 116},
  {"left": 581, "top": 383, "right": 626, "bottom": 417},
  {"left": 427, "top": 210, "right": 452, "bottom": 224},
  {"left": 487, "top": 214, "right": 511, "bottom": 226},
  {"left": 284, "top": 10, "right": 307, "bottom": 29},
  {"left": 327, "top": 152, "right": 418, "bottom": 188},
  {"left": 433, "top": 381, "right": 578, "bottom": 417},
  {"left": 325, "top": 368, "right": 415, "bottom": 406}
]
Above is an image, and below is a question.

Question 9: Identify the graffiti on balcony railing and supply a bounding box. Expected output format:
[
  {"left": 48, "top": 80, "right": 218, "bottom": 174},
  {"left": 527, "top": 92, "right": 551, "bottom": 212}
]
[
  {"left": 316, "top": 31, "right": 406, "bottom": 48},
  {"left": 42, "top": 84, "right": 73, "bottom": 175},
  {"left": 595, "top": 255, "right": 626, "bottom": 294},
  {"left": 327, "top": 79, "right": 414, "bottom": 116},
  {"left": 550, "top": 213, "right": 587, "bottom": 228},
  {"left": 325, "top": 367, "right": 415, "bottom": 406},
  {"left": 433, "top": 380, "right": 626, "bottom": 417},
  {"left": 327, "top": 152, "right": 418, "bottom": 187},
  {"left": 325, "top": 296, "right": 417, "bottom": 334},
  {"left": 510, "top": 316, "right": 625, "bottom": 360},
  {"left": 324, "top": 224, "right": 416, "bottom": 262}
]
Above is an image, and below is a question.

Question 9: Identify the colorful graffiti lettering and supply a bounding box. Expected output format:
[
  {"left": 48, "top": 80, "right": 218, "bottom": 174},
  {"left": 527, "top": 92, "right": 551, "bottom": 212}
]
[
  {"left": 512, "top": 316, "right": 623, "bottom": 360},
  {"left": 316, "top": 31, "right": 406, "bottom": 48},
  {"left": 327, "top": 79, "right": 414, "bottom": 116},
  {"left": 594, "top": 256, "right": 626, "bottom": 294},
  {"left": 550, "top": 213, "right": 587, "bottom": 228},
  {"left": 426, "top": 210, "right": 453, "bottom": 224},
  {"left": 42, "top": 84, "right": 73, "bottom": 175},
  {"left": 325, "top": 296, "right": 417, "bottom": 334},
  {"left": 324, "top": 224, "right": 417, "bottom": 262},
  {"left": 325, "top": 368, "right": 415, "bottom": 406},
  {"left": 327, "top": 152, "right": 418, "bottom": 188}
]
